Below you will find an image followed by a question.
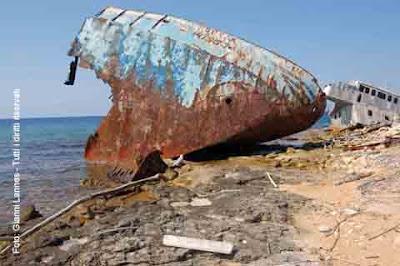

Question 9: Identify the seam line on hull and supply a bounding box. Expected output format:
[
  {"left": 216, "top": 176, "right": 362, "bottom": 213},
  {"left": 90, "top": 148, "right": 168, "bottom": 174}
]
[
  {"left": 129, "top": 12, "right": 147, "bottom": 27},
  {"left": 95, "top": 8, "right": 107, "bottom": 17},
  {"left": 112, "top": 10, "right": 127, "bottom": 22},
  {"left": 152, "top": 15, "right": 169, "bottom": 29}
]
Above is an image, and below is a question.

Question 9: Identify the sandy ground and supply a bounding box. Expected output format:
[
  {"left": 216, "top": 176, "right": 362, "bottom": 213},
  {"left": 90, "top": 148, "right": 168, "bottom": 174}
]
[
  {"left": 1, "top": 124, "right": 399, "bottom": 265},
  {"left": 281, "top": 146, "right": 400, "bottom": 266}
]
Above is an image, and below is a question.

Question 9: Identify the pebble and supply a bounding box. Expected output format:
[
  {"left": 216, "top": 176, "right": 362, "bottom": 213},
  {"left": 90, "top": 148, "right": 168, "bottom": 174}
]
[
  {"left": 342, "top": 208, "right": 359, "bottom": 216},
  {"left": 21, "top": 204, "right": 42, "bottom": 222},
  {"left": 234, "top": 217, "right": 245, "bottom": 222},
  {"left": 41, "top": 256, "right": 54, "bottom": 263},
  {"left": 318, "top": 225, "right": 332, "bottom": 234}
]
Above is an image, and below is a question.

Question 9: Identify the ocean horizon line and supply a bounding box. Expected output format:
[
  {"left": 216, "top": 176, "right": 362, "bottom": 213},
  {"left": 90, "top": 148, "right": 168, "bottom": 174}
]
[{"left": 0, "top": 115, "right": 105, "bottom": 121}]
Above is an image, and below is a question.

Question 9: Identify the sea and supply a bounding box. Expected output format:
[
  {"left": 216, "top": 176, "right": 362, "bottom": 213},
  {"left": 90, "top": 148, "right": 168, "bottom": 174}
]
[{"left": 0, "top": 115, "right": 330, "bottom": 225}]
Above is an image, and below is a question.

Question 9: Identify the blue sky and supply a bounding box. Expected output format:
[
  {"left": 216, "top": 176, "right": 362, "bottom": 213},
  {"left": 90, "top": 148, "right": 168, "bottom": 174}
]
[{"left": 1, "top": 0, "right": 399, "bottom": 118}]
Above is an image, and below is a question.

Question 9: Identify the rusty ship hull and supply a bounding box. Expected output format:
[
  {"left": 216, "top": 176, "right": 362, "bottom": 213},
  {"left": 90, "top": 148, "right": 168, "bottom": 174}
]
[{"left": 67, "top": 7, "right": 326, "bottom": 183}]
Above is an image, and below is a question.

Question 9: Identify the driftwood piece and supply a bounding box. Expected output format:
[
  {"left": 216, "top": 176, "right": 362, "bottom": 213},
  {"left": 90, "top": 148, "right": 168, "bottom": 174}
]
[
  {"left": 266, "top": 171, "right": 278, "bottom": 188},
  {"left": 368, "top": 223, "right": 400, "bottom": 241},
  {"left": 328, "top": 220, "right": 341, "bottom": 252},
  {"left": 162, "top": 235, "right": 234, "bottom": 255},
  {"left": 345, "top": 141, "right": 383, "bottom": 151},
  {"left": 0, "top": 174, "right": 160, "bottom": 256},
  {"left": 335, "top": 172, "right": 373, "bottom": 186},
  {"left": 362, "top": 123, "right": 390, "bottom": 134},
  {"left": 384, "top": 136, "right": 400, "bottom": 147},
  {"left": 345, "top": 136, "right": 400, "bottom": 151}
]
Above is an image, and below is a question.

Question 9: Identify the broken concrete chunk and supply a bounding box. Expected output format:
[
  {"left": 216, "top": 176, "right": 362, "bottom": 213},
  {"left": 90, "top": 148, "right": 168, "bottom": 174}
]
[
  {"left": 162, "top": 235, "right": 234, "bottom": 255},
  {"left": 190, "top": 198, "right": 212, "bottom": 207}
]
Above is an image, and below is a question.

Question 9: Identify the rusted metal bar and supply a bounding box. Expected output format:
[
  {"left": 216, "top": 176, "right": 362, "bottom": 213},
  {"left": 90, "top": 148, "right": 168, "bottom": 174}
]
[{"left": 64, "top": 56, "right": 78, "bottom": 86}]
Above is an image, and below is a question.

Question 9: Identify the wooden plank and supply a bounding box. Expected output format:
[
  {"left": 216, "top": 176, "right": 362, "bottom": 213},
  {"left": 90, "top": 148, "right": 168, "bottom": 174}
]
[{"left": 162, "top": 235, "right": 234, "bottom": 255}]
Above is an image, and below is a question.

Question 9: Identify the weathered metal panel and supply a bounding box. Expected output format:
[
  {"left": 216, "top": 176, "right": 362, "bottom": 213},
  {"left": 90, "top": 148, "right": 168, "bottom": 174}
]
[
  {"left": 67, "top": 6, "right": 326, "bottom": 183},
  {"left": 324, "top": 81, "right": 400, "bottom": 127}
]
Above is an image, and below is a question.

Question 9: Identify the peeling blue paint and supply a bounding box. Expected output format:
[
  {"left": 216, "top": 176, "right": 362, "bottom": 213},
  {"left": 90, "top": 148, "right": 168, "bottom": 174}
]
[{"left": 70, "top": 7, "right": 321, "bottom": 107}]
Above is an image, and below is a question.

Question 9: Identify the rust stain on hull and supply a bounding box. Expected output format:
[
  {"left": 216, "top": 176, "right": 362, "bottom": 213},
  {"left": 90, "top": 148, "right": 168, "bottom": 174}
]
[{"left": 67, "top": 7, "right": 326, "bottom": 184}]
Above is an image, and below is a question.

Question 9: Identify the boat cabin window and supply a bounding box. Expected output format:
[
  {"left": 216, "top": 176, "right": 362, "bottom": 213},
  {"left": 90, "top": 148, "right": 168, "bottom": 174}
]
[
  {"left": 395, "top": 98, "right": 398, "bottom": 104},
  {"left": 368, "top": 110, "right": 373, "bottom": 117},
  {"left": 371, "top": 90, "right": 376, "bottom": 96},
  {"left": 377, "top": 92, "right": 386, "bottom": 100},
  {"left": 359, "top": 84, "right": 371, "bottom": 94},
  {"left": 357, "top": 94, "right": 362, "bottom": 102},
  {"left": 388, "top": 95, "right": 392, "bottom": 102},
  {"left": 385, "top": 115, "right": 390, "bottom": 121}
]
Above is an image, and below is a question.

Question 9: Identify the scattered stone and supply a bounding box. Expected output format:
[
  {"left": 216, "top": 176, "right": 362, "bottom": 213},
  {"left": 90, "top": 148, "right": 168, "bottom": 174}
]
[
  {"left": 41, "top": 236, "right": 64, "bottom": 247},
  {"left": 116, "top": 217, "right": 139, "bottom": 228},
  {"left": 342, "top": 208, "right": 359, "bottom": 217},
  {"left": 67, "top": 215, "right": 83, "bottom": 228},
  {"left": 59, "top": 237, "right": 89, "bottom": 252},
  {"left": 286, "top": 147, "right": 296, "bottom": 153},
  {"left": 190, "top": 198, "right": 212, "bottom": 207},
  {"left": 318, "top": 225, "right": 332, "bottom": 234},
  {"left": 41, "top": 256, "right": 54, "bottom": 264},
  {"left": 224, "top": 172, "right": 242, "bottom": 179},
  {"left": 4, "top": 125, "right": 400, "bottom": 265},
  {"left": 21, "top": 204, "right": 42, "bottom": 222},
  {"left": 244, "top": 212, "right": 264, "bottom": 223},
  {"left": 162, "top": 168, "right": 179, "bottom": 181}
]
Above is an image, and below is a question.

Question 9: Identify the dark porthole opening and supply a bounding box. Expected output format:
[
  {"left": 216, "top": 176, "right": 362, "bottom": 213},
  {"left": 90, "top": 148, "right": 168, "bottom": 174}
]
[
  {"left": 225, "top": 97, "right": 233, "bottom": 105},
  {"left": 368, "top": 110, "right": 373, "bottom": 117}
]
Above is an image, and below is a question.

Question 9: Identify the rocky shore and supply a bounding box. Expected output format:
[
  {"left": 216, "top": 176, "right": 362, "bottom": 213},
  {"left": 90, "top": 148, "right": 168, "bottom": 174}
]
[{"left": 1, "top": 124, "right": 399, "bottom": 265}]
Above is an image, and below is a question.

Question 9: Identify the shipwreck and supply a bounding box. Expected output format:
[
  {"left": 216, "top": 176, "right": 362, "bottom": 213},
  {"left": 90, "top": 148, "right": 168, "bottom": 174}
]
[
  {"left": 324, "top": 81, "right": 400, "bottom": 128},
  {"left": 65, "top": 6, "right": 326, "bottom": 183}
]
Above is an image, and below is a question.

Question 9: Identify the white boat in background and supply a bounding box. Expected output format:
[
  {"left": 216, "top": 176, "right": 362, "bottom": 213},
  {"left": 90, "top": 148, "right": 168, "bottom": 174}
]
[{"left": 324, "top": 81, "right": 400, "bottom": 128}]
